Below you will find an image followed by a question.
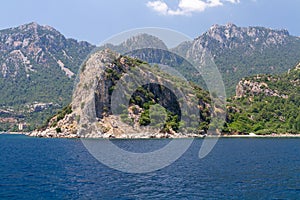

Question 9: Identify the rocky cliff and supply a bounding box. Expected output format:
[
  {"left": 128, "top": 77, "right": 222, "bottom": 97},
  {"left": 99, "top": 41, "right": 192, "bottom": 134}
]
[
  {"left": 235, "top": 62, "right": 300, "bottom": 99},
  {"left": 235, "top": 76, "right": 288, "bottom": 99},
  {"left": 174, "top": 23, "right": 292, "bottom": 58},
  {"left": 28, "top": 49, "right": 214, "bottom": 138},
  {"left": 3, "top": 22, "right": 300, "bottom": 133}
]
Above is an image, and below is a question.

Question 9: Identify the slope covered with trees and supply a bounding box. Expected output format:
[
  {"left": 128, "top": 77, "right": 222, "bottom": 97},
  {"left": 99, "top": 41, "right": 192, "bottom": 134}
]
[
  {"left": 0, "top": 23, "right": 94, "bottom": 131},
  {"left": 225, "top": 63, "right": 300, "bottom": 134}
]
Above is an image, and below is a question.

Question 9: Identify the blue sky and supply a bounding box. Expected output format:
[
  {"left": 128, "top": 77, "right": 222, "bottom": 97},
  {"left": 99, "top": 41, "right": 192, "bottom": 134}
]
[{"left": 0, "top": 0, "right": 299, "bottom": 45}]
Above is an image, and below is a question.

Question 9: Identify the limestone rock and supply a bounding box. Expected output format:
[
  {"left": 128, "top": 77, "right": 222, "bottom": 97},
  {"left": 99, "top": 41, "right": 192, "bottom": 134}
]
[{"left": 30, "top": 49, "right": 212, "bottom": 138}]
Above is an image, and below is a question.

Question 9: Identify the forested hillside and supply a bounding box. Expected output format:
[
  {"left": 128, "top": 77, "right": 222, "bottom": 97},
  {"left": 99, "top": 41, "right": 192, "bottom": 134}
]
[
  {"left": 0, "top": 23, "right": 94, "bottom": 131},
  {"left": 225, "top": 63, "right": 300, "bottom": 134}
]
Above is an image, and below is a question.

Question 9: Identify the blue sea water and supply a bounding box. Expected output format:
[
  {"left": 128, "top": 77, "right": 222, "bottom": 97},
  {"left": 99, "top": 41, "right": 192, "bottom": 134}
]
[{"left": 1, "top": 134, "right": 300, "bottom": 200}]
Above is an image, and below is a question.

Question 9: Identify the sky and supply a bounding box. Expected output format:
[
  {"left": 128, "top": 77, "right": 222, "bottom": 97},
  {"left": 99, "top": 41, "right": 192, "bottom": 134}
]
[{"left": 0, "top": 0, "right": 299, "bottom": 46}]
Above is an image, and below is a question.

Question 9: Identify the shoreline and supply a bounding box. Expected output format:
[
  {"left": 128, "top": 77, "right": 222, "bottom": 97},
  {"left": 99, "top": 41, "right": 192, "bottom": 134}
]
[
  {"left": 0, "top": 132, "right": 28, "bottom": 135},
  {"left": 219, "top": 134, "right": 300, "bottom": 138},
  {"left": 2, "top": 132, "right": 300, "bottom": 138}
]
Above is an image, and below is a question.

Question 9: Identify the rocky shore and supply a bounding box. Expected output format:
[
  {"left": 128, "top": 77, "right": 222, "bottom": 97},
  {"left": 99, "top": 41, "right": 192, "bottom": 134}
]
[
  {"left": 23, "top": 131, "right": 300, "bottom": 139},
  {"left": 25, "top": 130, "right": 205, "bottom": 139},
  {"left": 25, "top": 114, "right": 205, "bottom": 139}
]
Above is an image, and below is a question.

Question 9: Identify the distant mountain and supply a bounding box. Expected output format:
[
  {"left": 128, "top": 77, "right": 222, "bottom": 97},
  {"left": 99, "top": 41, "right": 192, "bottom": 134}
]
[
  {"left": 173, "top": 23, "right": 300, "bottom": 95},
  {"left": 0, "top": 22, "right": 94, "bottom": 79},
  {"left": 102, "top": 34, "right": 207, "bottom": 89},
  {"left": 0, "top": 22, "right": 95, "bottom": 131},
  {"left": 102, "top": 24, "right": 300, "bottom": 96},
  {"left": 103, "top": 33, "right": 168, "bottom": 54}
]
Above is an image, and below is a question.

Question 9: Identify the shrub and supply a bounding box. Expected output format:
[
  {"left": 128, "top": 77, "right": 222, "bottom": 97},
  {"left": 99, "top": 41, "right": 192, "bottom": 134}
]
[{"left": 55, "top": 127, "right": 62, "bottom": 133}]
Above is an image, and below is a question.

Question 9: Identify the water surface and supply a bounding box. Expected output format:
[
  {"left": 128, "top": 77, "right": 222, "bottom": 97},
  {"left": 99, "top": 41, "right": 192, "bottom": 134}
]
[{"left": 1, "top": 134, "right": 300, "bottom": 199}]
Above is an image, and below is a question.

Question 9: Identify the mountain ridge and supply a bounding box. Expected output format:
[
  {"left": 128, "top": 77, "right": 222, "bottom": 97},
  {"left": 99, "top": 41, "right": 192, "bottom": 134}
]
[{"left": 173, "top": 23, "right": 300, "bottom": 95}]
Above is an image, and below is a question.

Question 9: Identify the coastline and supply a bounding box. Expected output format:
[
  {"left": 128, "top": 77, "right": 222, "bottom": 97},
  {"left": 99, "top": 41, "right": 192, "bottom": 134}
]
[
  {"left": 0, "top": 132, "right": 28, "bottom": 135},
  {"left": 220, "top": 134, "right": 300, "bottom": 138},
  {"left": 2, "top": 131, "right": 300, "bottom": 138}
]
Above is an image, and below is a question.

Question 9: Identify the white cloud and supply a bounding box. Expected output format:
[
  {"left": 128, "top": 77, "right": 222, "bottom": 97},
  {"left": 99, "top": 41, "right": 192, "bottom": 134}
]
[
  {"left": 178, "top": 0, "right": 207, "bottom": 12},
  {"left": 224, "top": 0, "right": 240, "bottom": 3},
  {"left": 146, "top": 1, "right": 169, "bottom": 15},
  {"left": 147, "top": 0, "right": 240, "bottom": 16},
  {"left": 207, "top": 0, "right": 223, "bottom": 7}
]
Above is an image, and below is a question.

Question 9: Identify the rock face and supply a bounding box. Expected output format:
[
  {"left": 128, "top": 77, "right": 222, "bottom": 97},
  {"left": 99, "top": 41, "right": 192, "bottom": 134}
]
[
  {"left": 0, "top": 22, "right": 95, "bottom": 106},
  {"left": 174, "top": 23, "right": 292, "bottom": 57},
  {"left": 0, "top": 22, "right": 94, "bottom": 79},
  {"left": 235, "top": 63, "right": 300, "bottom": 99},
  {"left": 29, "top": 49, "right": 213, "bottom": 138},
  {"left": 235, "top": 77, "right": 287, "bottom": 99},
  {"left": 3, "top": 23, "right": 300, "bottom": 132}
]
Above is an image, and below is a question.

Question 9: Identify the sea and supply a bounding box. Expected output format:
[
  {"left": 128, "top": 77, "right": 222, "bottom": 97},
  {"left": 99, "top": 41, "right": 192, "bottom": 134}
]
[{"left": 1, "top": 134, "right": 300, "bottom": 199}]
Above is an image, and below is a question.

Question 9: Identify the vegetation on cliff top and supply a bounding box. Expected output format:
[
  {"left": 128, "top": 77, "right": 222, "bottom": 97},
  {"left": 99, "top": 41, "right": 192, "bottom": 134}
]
[{"left": 102, "top": 55, "right": 213, "bottom": 134}]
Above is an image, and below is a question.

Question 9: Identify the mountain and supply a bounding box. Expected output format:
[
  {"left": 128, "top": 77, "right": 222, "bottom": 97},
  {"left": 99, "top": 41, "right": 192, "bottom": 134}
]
[
  {"left": 103, "top": 33, "right": 168, "bottom": 54},
  {"left": 225, "top": 62, "right": 300, "bottom": 135},
  {"left": 29, "top": 49, "right": 215, "bottom": 138},
  {"left": 173, "top": 23, "right": 300, "bottom": 95},
  {"left": 2, "top": 22, "right": 300, "bottom": 133},
  {"left": 102, "top": 24, "right": 300, "bottom": 96},
  {"left": 0, "top": 22, "right": 95, "bottom": 131},
  {"left": 100, "top": 34, "right": 208, "bottom": 90}
]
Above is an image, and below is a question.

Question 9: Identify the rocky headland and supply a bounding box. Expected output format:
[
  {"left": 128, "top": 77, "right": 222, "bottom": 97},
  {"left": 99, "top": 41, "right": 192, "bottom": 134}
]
[{"left": 27, "top": 49, "right": 214, "bottom": 138}]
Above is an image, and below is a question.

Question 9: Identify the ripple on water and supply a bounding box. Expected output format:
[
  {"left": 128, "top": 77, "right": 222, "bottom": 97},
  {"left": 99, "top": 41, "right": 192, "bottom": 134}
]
[{"left": 1, "top": 135, "right": 300, "bottom": 199}]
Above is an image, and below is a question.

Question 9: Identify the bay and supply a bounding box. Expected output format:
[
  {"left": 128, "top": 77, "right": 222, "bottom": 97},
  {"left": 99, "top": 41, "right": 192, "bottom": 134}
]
[{"left": 1, "top": 134, "right": 300, "bottom": 199}]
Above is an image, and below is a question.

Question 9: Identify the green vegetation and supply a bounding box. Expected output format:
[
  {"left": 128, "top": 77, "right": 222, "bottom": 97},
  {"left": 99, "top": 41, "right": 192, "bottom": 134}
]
[
  {"left": 126, "top": 49, "right": 208, "bottom": 91},
  {"left": 214, "top": 43, "right": 300, "bottom": 96},
  {"left": 225, "top": 67, "right": 300, "bottom": 134},
  {"left": 103, "top": 55, "right": 212, "bottom": 134},
  {"left": 55, "top": 127, "right": 62, "bottom": 133},
  {"left": 37, "top": 104, "right": 72, "bottom": 131},
  {"left": 56, "top": 105, "right": 72, "bottom": 121}
]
